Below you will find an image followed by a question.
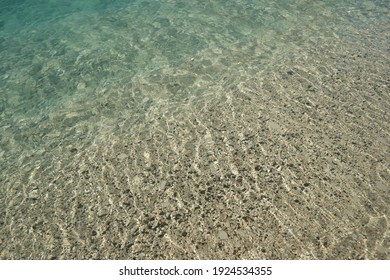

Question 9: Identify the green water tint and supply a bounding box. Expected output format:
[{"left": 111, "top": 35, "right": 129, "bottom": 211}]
[
  {"left": 0, "top": 0, "right": 389, "bottom": 259},
  {"left": 0, "top": 0, "right": 388, "bottom": 174}
]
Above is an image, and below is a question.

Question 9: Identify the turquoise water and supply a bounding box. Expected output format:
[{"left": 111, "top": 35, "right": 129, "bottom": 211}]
[
  {"left": 1, "top": 0, "right": 387, "bottom": 129},
  {"left": 0, "top": 1, "right": 389, "bottom": 259},
  {"left": 1, "top": 0, "right": 388, "bottom": 113}
]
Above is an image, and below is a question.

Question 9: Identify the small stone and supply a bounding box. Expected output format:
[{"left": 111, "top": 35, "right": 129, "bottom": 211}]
[
  {"left": 97, "top": 209, "right": 108, "bottom": 217},
  {"left": 28, "top": 190, "right": 39, "bottom": 199},
  {"left": 117, "top": 153, "right": 127, "bottom": 160},
  {"left": 218, "top": 230, "right": 228, "bottom": 240},
  {"left": 160, "top": 180, "right": 167, "bottom": 189},
  {"left": 377, "top": 245, "right": 387, "bottom": 254},
  {"left": 77, "top": 82, "right": 86, "bottom": 90},
  {"left": 268, "top": 121, "right": 281, "bottom": 131}
]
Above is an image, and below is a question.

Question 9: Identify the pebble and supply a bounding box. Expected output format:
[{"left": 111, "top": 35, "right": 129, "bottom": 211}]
[
  {"left": 97, "top": 209, "right": 108, "bottom": 217},
  {"left": 160, "top": 180, "right": 167, "bottom": 189},
  {"left": 77, "top": 81, "right": 86, "bottom": 90},
  {"left": 218, "top": 230, "right": 228, "bottom": 240},
  {"left": 117, "top": 153, "right": 127, "bottom": 160},
  {"left": 28, "top": 190, "right": 39, "bottom": 199},
  {"left": 268, "top": 121, "right": 281, "bottom": 131}
]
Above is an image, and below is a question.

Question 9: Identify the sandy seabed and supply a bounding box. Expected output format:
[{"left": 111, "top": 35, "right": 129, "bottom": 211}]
[{"left": 0, "top": 1, "right": 389, "bottom": 260}]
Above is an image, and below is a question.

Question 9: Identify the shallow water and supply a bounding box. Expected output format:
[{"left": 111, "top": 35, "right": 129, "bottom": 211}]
[
  {"left": 1, "top": 0, "right": 387, "bottom": 158},
  {"left": 0, "top": 0, "right": 389, "bottom": 259}
]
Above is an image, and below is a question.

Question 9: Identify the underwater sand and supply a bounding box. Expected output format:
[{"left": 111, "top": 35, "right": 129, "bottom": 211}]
[{"left": 0, "top": 0, "right": 389, "bottom": 259}]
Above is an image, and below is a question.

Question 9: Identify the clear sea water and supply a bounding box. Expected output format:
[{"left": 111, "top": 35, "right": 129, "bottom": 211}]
[
  {"left": 0, "top": 0, "right": 389, "bottom": 259},
  {"left": 0, "top": 0, "right": 387, "bottom": 149}
]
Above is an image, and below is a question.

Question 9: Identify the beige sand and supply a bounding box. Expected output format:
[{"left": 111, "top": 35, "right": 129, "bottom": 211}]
[{"left": 1, "top": 33, "right": 389, "bottom": 259}]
